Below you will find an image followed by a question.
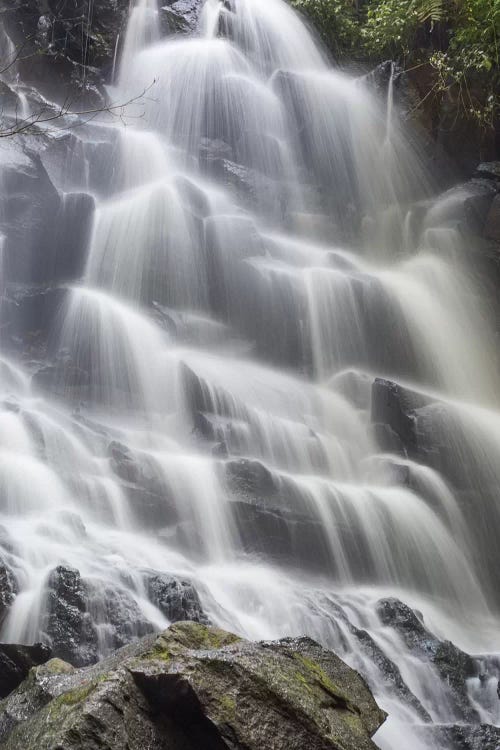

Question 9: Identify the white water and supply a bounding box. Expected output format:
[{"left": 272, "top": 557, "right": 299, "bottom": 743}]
[{"left": 1, "top": 1, "right": 500, "bottom": 748}]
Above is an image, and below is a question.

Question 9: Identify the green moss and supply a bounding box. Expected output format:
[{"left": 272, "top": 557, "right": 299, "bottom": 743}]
[
  {"left": 292, "top": 654, "right": 357, "bottom": 711},
  {"left": 343, "top": 712, "right": 365, "bottom": 734},
  {"left": 50, "top": 674, "right": 108, "bottom": 712},
  {"left": 217, "top": 694, "right": 236, "bottom": 722},
  {"left": 55, "top": 683, "right": 96, "bottom": 707},
  {"left": 146, "top": 622, "right": 241, "bottom": 662},
  {"left": 38, "top": 658, "right": 75, "bottom": 676}
]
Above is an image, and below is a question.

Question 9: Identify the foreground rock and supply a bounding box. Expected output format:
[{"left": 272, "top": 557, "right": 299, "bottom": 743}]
[{"left": 0, "top": 621, "right": 386, "bottom": 750}]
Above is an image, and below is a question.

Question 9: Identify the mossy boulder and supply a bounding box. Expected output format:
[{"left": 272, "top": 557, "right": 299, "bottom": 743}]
[{"left": 0, "top": 621, "right": 385, "bottom": 750}]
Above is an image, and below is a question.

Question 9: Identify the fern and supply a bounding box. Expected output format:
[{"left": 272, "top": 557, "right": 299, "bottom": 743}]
[{"left": 410, "top": 0, "right": 447, "bottom": 23}]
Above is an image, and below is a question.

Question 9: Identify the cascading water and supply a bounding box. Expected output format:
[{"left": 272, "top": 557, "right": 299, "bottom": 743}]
[{"left": 1, "top": 0, "right": 500, "bottom": 748}]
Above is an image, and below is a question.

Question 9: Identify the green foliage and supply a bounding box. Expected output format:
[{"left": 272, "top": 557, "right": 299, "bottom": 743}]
[
  {"left": 430, "top": 0, "right": 500, "bottom": 127},
  {"left": 362, "top": 0, "right": 420, "bottom": 57},
  {"left": 292, "top": 0, "right": 500, "bottom": 128},
  {"left": 292, "top": 0, "right": 362, "bottom": 58}
]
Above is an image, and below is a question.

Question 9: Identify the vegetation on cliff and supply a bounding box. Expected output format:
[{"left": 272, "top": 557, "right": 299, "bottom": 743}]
[{"left": 293, "top": 0, "right": 500, "bottom": 132}]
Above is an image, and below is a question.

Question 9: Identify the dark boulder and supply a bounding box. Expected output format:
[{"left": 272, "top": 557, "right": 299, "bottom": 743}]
[
  {"left": 144, "top": 572, "right": 209, "bottom": 625},
  {"left": 0, "top": 643, "right": 51, "bottom": 699},
  {"left": 0, "top": 621, "right": 386, "bottom": 750},
  {"left": 0, "top": 558, "right": 18, "bottom": 625},
  {"left": 44, "top": 565, "right": 98, "bottom": 667}
]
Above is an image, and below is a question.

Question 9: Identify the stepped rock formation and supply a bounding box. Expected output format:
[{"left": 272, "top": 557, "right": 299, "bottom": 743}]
[{"left": 1, "top": 0, "right": 500, "bottom": 749}]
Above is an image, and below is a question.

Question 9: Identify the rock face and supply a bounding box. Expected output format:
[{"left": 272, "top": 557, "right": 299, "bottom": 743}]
[
  {"left": 0, "top": 643, "right": 51, "bottom": 699},
  {"left": 3, "top": 0, "right": 131, "bottom": 98},
  {"left": 377, "top": 598, "right": 478, "bottom": 722},
  {"left": 0, "top": 621, "right": 386, "bottom": 750}
]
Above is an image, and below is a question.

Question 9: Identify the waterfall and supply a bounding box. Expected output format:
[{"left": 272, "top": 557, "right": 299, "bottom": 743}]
[{"left": 1, "top": 0, "right": 499, "bottom": 748}]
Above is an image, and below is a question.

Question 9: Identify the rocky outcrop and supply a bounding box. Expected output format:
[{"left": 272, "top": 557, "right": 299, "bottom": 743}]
[
  {"left": 377, "top": 597, "right": 479, "bottom": 722},
  {"left": 42, "top": 565, "right": 209, "bottom": 666},
  {"left": 2, "top": 0, "right": 205, "bottom": 102},
  {"left": 43, "top": 565, "right": 100, "bottom": 666},
  {"left": 3, "top": 0, "right": 131, "bottom": 100},
  {"left": 0, "top": 621, "right": 386, "bottom": 750},
  {"left": 145, "top": 572, "right": 209, "bottom": 625},
  {"left": 0, "top": 643, "right": 51, "bottom": 699}
]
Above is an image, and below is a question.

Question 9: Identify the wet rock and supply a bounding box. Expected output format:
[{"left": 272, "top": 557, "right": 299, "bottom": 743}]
[
  {"left": 225, "top": 458, "right": 277, "bottom": 497},
  {"left": 365, "top": 61, "right": 422, "bottom": 121},
  {"left": 0, "top": 558, "right": 18, "bottom": 625},
  {"left": 0, "top": 397, "right": 20, "bottom": 414},
  {"left": 31, "top": 354, "right": 90, "bottom": 398},
  {"left": 371, "top": 377, "right": 431, "bottom": 454},
  {"left": 377, "top": 597, "right": 478, "bottom": 721},
  {"left": 0, "top": 153, "right": 62, "bottom": 284},
  {"left": 85, "top": 580, "right": 154, "bottom": 651},
  {"left": 144, "top": 572, "right": 209, "bottom": 624},
  {"left": 426, "top": 179, "right": 497, "bottom": 235},
  {"left": 371, "top": 422, "right": 407, "bottom": 456},
  {"left": 418, "top": 723, "right": 500, "bottom": 750},
  {"left": 320, "top": 596, "right": 431, "bottom": 722},
  {"left": 180, "top": 362, "right": 211, "bottom": 415},
  {"left": 484, "top": 195, "right": 500, "bottom": 242},
  {"left": 3, "top": 284, "right": 67, "bottom": 353},
  {"left": 230, "top": 499, "right": 332, "bottom": 571},
  {"left": 0, "top": 621, "right": 386, "bottom": 750},
  {"left": 44, "top": 565, "right": 98, "bottom": 667},
  {"left": 475, "top": 162, "right": 500, "bottom": 183},
  {"left": 3, "top": 0, "right": 132, "bottom": 99},
  {"left": 108, "top": 440, "right": 141, "bottom": 483},
  {"left": 329, "top": 369, "right": 372, "bottom": 410},
  {"left": 0, "top": 643, "right": 51, "bottom": 699},
  {"left": 44, "top": 565, "right": 157, "bottom": 666},
  {"left": 161, "top": 0, "right": 205, "bottom": 33},
  {"left": 108, "top": 442, "right": 177, "bottom": 528},
  {"left": 125, "top": 484, "right": 178, "bottom": 529}
]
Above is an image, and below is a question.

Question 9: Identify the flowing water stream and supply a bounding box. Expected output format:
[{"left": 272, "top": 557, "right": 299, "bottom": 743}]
[{"left": 1, "top": 0, "right": 500, "bottom": 747}]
